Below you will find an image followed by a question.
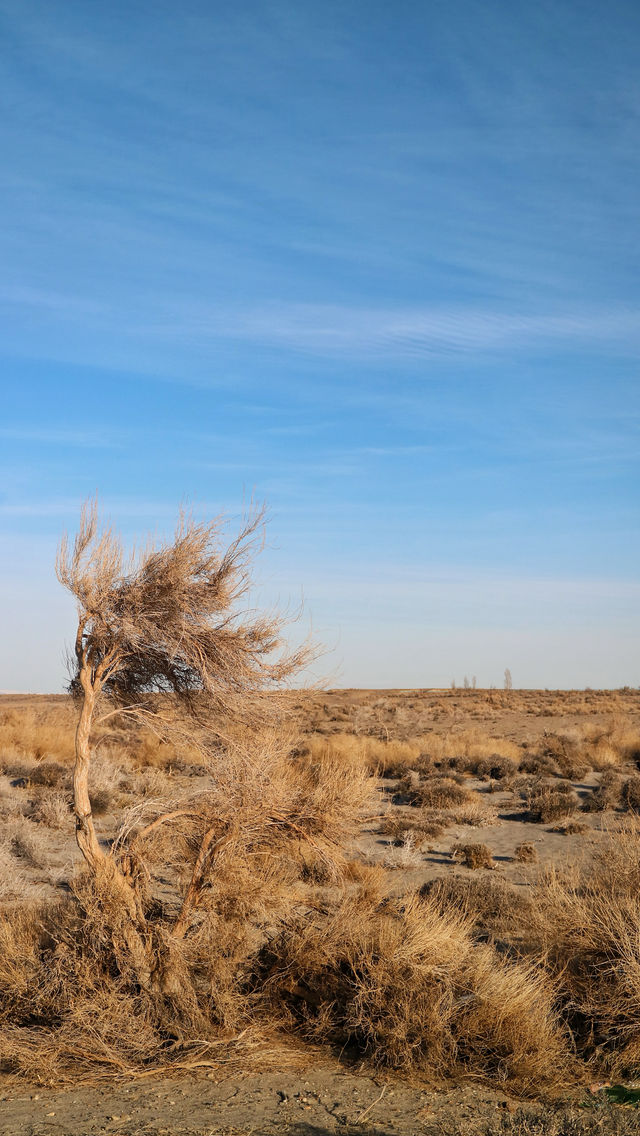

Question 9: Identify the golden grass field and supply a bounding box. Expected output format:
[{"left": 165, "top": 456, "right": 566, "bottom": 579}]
[{"left": 2, "top": 686, "right": 640, "bottom": 1134}]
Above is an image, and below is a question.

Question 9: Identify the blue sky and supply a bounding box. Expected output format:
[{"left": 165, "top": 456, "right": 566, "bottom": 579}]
[{"left": 1, "top": 0, "right": 638, "bottom": 690}]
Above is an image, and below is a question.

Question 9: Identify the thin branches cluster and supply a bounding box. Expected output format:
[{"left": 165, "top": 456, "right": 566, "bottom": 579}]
[{"left": 56, "top": 499, "right": 309, "bottom": 716}]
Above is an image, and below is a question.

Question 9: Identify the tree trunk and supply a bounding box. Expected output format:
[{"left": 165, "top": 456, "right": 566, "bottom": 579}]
[
  {"left": 73, "top": 672, "right": 153, "bottom": 988},
  {"left": 73, "top": 676, "right": 105, "bottom": 869}
]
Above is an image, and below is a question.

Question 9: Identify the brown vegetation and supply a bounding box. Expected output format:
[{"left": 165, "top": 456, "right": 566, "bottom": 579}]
[
  {"left": 1, "top": 575, "right": 640, "bottom": 1100},
  {"left": 515, "top": 841, "right": 539, "bottom": 863},
  {"left": 451, "top": 841, "right": 495, "bottom": 869}
]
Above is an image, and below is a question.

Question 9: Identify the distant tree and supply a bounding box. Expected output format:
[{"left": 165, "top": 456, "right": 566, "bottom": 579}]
[
  {"left": 472, "top": 675, "right": 477, "bottom": 690},
  {"left": 463, "top": 675, "right": 470, "bottom": 690},
  {"left": 504, "top": 667, "right": 513, "bottom": 692},
  {"left": 451, "top": 679, "right": 456, "bottom": 690}
]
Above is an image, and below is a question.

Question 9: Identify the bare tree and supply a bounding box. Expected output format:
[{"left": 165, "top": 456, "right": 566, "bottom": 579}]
[
  {"left": 504, "top": 667, "right": 513, "bottom": 692},
  {"left": 56, "top": 499, "right": 312, "bottom": 978}
]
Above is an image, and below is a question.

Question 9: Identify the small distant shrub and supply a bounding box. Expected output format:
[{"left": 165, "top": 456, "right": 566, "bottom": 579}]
[
  {"left": 383, "top": 832, "right": 424, "bottom": 869},
  {"left": 582, "top": 770, "right": 623, "bottom": 813},
  {"left": 32, "top": 791, "right": 71, "bottom": 829},
  {"left": 622, "top": 776, "right": 640, "bottom": 812},
  {"left": 515, "top": 842, "right": 538, "bottom": 864},
  {"left": 2, "top": 815, "right": 48, "bottom": 868},
  {"left": 474, "top": 754, "right": 517, "bottom": 781},
  {"left": 551, "top": 819, "right": 587, "bottom": 835},
  {"left": 89, "top": 788, "right": 113, "bottom": 816},
  {"left": 380, "top": 814, "right": 444, "bottom": 845},
  {"left": 451, "top": 842, "right": 494, "bottom": 869},
  {"left": 520, "top": 754, "right": 559, "bottom": 776},
  {"left": 540, "top": 736, "right": 589, "bottom": 781},
  {"left": 527, "top": 781, "right": 578, "bottom": 823},
  {"left": 399, "top": 776, "right": 472, "bottom": 810},
  {"left": 29, "top": 761, "right": 68, "bottom": 788},
  {"left": 429, "top": 799, "right": 496, "bottom": 828}
]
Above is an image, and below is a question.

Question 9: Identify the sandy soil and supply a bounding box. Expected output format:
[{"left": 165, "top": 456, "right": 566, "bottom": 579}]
[{"left": 0, "top": 1063, "right": 593, "bottom": 1136}]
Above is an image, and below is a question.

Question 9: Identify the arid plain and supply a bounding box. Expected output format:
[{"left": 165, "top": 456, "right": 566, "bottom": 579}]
[{"left": 2, "top": 687, "right": 640, "bottom": 1134}]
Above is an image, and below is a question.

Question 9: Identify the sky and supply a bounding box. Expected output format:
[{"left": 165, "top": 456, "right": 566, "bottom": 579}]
[{"left": 0, "top": 0, "right": 639, "bottom": 691}]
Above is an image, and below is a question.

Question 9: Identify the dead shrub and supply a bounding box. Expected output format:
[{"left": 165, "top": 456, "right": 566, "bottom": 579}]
[
  {"left": 29, "top": 761, "right": 68, "bottom": 789},
  {"left": 422, "top": 875, "right": 534, "bottom": 938},
  {"left": 520, "top": 754, "right": 560, "bottom": 776},
  {"left": 526, "top": 781, "right": 578, "bottom": 823},
  {"left": 582, "top": 770, "right": 623, "bottom": 813},
  {"left": 474, "top": 754, "right": 519, "bottom": 781},
  {"left": 0, "top": 846, "right": 30, "bottom": 902},
  {"left": 515, "top": 842, "right": 539, "bottom": 864},
  {"left": 1, "top": 816, "right": 48, "bottom": 869},
  {"left": 551, "top": 819, "right": 588, "bottom": 835},
  {"left": 621, "top": 775, "right": 640, "bottom": 812},
  {"left": 528, "top": 824, "right": 640, "bottom": 1076},
  {"left": 31, "top": 791, "right": 71, "bottom": 830},
  {"left": 379, "top": 813, "right": 444, "bottom": 845},
  {"left": 383, "top": 831, "right": 425, "bottom": 869},
  {"left": 540, "top": 736, "right": 590, "bottom": 781},
  {"left": 257, "top": 892, "right": 568, "bottom": 1086},
  {"left": 89, "top": 788, "right": 113, "bottom": 816},
  {"left": 416, "top": 797, "right": 496, "bottom": 830},
  {"left": 398, "top": 775, "right": 472, "bottom": 810},
  {"left": 451, "top": 842, "right": 494, "bottom": 869}
]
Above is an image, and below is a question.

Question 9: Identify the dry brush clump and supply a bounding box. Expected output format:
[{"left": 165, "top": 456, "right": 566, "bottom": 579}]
[
  {"left": 397, "top": 773, "right": 473, "bottom": 809},
  {"left": 255, "top": 890, "right": 570, "bottom": 1088},
  {"left": 0, "top": 728, "right": 376, "bottom": 1081},
  {"left": 520, "top": 822, "right": 640, "bottom": 1079},
  {"left": 515, "top": 841, "right": 539, "bottom": 864},
  {"left": 451, "top": 842, "right": 495, "bottom": 869},
  {"left": 525, "top": 781, "right": 579, "bottom": 824}
]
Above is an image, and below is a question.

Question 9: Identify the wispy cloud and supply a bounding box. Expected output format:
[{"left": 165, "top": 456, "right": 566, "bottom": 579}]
[
  {"left": 0, "top": 426, "right": 121, "bottom": 448},
  {"left": 192, "top": 302, "right": 640, "bottom": 361},
  {"left": 7, "top": 287, "right": 638, "bottom": 365}
]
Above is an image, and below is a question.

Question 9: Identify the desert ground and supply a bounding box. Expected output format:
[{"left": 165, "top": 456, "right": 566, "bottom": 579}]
[{"left": 2, "top": 687, "right": 640, "bottom": 1134}]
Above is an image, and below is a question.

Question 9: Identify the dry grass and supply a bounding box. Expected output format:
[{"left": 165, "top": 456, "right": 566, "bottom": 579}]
[
  {"left": 379, "top": 812, "right": 445, "bottom": 844},
  {"left": 0, "top": 814, "right": 49, "bottom": 869},
  {"left": 258, "top": 889, "right": 568, "bottom": 1087},
  {"left": 398, "top": 774, "right": 473, "bottom": 809},
  {"left": 422, "top": 874, "right": 535, "bottom": 940},
  {"left": 539, "top": 736, "right": 590, "bottom": 781},
  {"left": 515, "top": 841, "right": 539, "bottom": 863},
  {"left": 451, "top": 842, "right": 495, "bottom": 869},
  {"left": 551, "top": 819, "right": 588, "bottom": 835},
  {"left": 383, "top": 831, "right": 425, "bottom": 868},
  {"left": 582, "top": 770, "right": 624, "bottom": 813},
  {"left": 1, "top": 687, "right": 640, "bottom": 1093},
  {"left": 0, "top": 704, "right": 76, "bottom": 766},
  {"left": 529, "top": 822, "right": 640, "bottom": 1077},
  {"left": 526, "top": 781, "right": 579, "bottom": 824}
]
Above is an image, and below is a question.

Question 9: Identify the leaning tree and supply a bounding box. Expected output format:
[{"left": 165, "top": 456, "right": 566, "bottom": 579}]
[{"left": 56, "top": 499, "right": 311, "bottom": 982}]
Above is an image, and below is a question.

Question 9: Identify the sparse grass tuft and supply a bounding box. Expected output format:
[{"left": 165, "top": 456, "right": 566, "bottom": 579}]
[
  {"left": 398, "top": 774, "right": 473, "bottom": 810},
  {"left": 582, "top": 770, "right": 623, "bottom": 813},
  {"left": 526, "top": 781, "right": 578, "bottom": 823},
  {"left": 515, "top": 841, "right": 539, "bottom": 863},
  {"left": 451, "top": 842, "right": 494, "bottom": 869}
]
